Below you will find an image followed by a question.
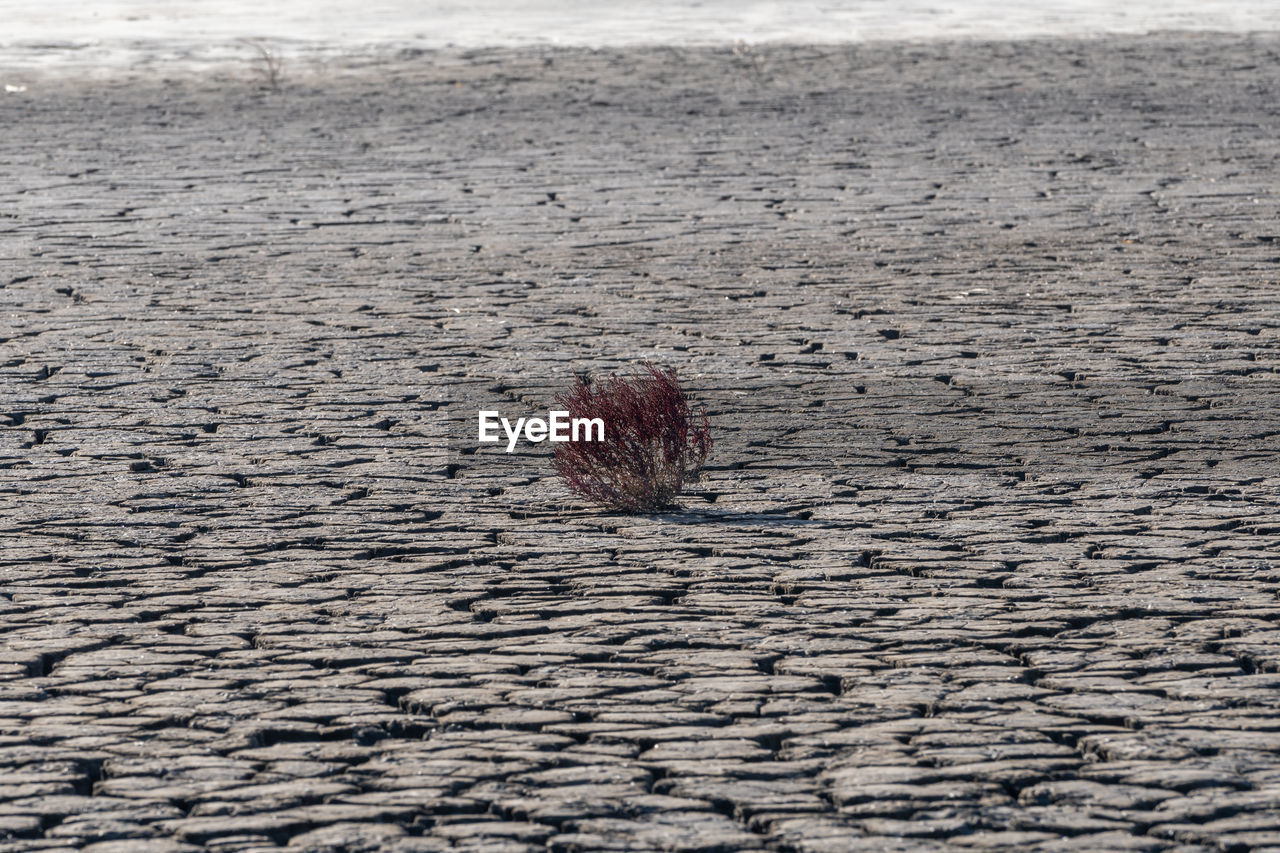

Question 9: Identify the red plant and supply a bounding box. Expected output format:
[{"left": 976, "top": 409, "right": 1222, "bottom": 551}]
[{"left": 553, "top": 363, "right": 712, "bottom": 512}]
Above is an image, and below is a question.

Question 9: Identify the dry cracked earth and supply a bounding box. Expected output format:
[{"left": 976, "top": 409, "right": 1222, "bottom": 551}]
[{"left": 2, "top": 34, "right": 1280, "bottom": 853}]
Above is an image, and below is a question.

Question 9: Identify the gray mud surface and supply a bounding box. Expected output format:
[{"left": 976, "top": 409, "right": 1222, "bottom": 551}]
[{"left": 3, "top": 35, "right": 1280, "bottom": 852}]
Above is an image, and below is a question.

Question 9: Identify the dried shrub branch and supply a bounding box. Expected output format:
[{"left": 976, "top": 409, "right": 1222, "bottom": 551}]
[
  {"left": 239, "top": 38, "right": 284, "bottom": 92},
  {"left": 553, "top": 363, "right": 711, "bottom": 513}
]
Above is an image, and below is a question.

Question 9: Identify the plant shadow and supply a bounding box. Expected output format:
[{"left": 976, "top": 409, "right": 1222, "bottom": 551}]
[{"left": 653, "top": 506, "right": 839, "bottom": 528}]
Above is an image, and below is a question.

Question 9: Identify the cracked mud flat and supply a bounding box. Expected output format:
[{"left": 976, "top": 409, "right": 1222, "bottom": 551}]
[{"left": 3, "top": 34, "right": 1280, "bottom": 853}]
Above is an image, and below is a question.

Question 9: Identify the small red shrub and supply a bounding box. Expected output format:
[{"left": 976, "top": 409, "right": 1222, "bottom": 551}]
[{"left": 553, "top": 363, "right": 712, "bottom": 513}]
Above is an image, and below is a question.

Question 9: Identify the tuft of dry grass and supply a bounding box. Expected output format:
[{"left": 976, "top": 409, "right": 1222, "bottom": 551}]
[
  {"left": 239, "top": 38, "right": 284, "bottom": 92},
  {"left": 553, "top": 363, "right": 711, "bottom": 513}
]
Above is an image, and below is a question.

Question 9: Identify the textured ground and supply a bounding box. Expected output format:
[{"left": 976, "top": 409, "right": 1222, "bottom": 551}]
[{"left": 3, "top": 35, "right": 1280, "bottom": 853}]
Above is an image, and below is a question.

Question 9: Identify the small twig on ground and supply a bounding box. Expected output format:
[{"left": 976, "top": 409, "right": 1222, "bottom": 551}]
[
  {"left": 732, "top": 39, "right": 767, "bottom": 86},
  {"left": 238, "top": 38, "right": 284, "bottom": 92}
]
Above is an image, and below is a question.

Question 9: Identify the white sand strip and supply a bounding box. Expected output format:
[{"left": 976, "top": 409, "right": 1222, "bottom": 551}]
[{"left": 3, "top": 1, "right": 1280, "bottom": 75}]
